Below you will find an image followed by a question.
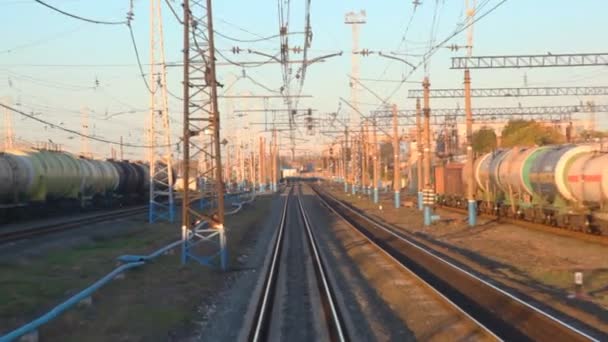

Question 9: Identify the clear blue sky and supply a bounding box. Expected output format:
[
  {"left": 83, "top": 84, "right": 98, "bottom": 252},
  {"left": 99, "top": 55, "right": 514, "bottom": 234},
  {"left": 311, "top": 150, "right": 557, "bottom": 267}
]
[{"left": 1, "top": 0, "right": 607, "bottom": 159}]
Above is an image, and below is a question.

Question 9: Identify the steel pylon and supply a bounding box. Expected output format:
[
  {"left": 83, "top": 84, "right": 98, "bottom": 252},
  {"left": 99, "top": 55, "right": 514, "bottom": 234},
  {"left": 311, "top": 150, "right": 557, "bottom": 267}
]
[
  {"left": 148, "top": 0, "right": 175, "bottom": 223},
  {"left": 181, "top": 0, "right": 227, "bottom": 269}
]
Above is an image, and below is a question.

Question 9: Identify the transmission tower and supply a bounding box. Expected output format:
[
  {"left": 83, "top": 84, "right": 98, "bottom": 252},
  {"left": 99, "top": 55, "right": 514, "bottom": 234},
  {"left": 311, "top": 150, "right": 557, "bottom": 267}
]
[
  {"left": 181, "top": 0, "right": 226, "bottom": 269},
  {"left": 148, "top": 0, "right": 175, "bottom": 223},
  {"left": 345, "top": 10, "right": 366, "bottom": 193},
  {"left": 2, "top": 97, "right": 14, "bottom": 150}
]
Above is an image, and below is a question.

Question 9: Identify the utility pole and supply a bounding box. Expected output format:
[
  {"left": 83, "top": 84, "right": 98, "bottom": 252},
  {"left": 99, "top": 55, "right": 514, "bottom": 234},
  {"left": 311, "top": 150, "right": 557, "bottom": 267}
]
[
  {"left": 372, "top": 116, "right": 379, "bottom": 204},
  {"left": 239, "top": 142, "right": 245, "bottom": 191},
  {"left": 392, "top": 104, "right": 400, "bottom": 208},
  {"left": 2, "top": 97, "right": 14, "bottom": 150},
  {"left": 343, "top": 126, "right": 349, "bottom": 193},
  {"left": 80, "top": 107, "right": 90, "bottom": 157},
  {"left": 120, "top": 136, "right": 124, "bottom": 160},
  {"left": 259, "top": 136, "right": 266, "bottom": 192},
  {"left": 352, "top": 133, "right": 359, "bottom": 195},
  {"left": 181, "top": 0, "right": 226, "bottom": 269},
  {"left": 416, "top": 98, "right": 423, "bottom": 210},
  {"left": 271, "top": 129, "right": 278, "bottom": 192},
  {"left": 250, "top": 150, "right": 255, "bottom": 191},
  {"left": 422, "top": 77, "right": 433, "bottom": 226},
  {"left": 148, "top": 0, "right": 175, "bottom": 223},
  {"left": 465, "top": 0, "right": 476, "bottom": 227},
  {"left": 362, "top": 123, "right": 369, "bottom": 195}
]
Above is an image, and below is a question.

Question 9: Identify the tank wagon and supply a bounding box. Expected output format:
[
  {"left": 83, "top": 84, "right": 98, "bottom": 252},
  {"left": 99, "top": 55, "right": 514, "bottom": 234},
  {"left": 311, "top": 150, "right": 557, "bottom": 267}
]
[
  {"left": 426, "top": 144, "right": 608, "bottom": 234},
  {"left": 0, "top": 149, "right": 155, "bottom": 222}
]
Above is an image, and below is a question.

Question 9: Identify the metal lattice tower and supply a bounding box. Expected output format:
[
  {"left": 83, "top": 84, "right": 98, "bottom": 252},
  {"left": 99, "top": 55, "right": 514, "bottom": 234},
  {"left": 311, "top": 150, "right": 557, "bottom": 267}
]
[
  {"left": 2, "top": 97, "right": 14, "bottom": 150},
  {"left": 345, "top": 10, "right": 366, "bottom": 191},
  {"left": 148, "top": 0, "right": 175, "bottom": 223},
  {"left": 181, "top": 0, "right": 226, "bottom": 269}
]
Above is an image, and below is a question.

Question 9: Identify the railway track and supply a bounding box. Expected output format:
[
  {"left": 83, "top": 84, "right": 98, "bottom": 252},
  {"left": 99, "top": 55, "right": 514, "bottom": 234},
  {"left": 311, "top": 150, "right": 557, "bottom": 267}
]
[
  {"left": 313, "top": 185, "right": 603, "bottom": 341},
  {"left": 438, "top": 204, "right": 608, "bottom": 247},
  {"left": 0, "top": 206, "right": 148, "bottom": 244},
  {"left": 247, "top": 185, "right": 348, "bottom": 342}
]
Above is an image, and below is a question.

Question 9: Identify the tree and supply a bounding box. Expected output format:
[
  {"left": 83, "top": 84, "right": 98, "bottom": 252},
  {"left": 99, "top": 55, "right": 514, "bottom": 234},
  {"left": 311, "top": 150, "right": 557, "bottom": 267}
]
[
  {"left": 472, "top": 127, "right": 497, "bottom": 154},
  {"left": 577, "top": 129, "right": 608, "bottom": 142},
  {"left": 501, "top": 120, "right": 565, "bottom": 147}
]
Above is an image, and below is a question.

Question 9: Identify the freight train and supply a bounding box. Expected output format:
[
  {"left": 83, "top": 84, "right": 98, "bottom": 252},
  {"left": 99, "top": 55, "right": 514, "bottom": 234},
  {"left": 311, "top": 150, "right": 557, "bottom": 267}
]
[
  {"left": 0, "top": 148, "right": 157, "bottom": 222},
  {"left": 409, "top": 144, "right": 608, "bottom": 234}
]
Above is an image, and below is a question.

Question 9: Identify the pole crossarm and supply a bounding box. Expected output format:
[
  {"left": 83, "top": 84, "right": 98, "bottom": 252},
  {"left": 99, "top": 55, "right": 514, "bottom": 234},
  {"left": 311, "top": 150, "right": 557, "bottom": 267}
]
[
  {"left": 451, "top": 53, "right": 608, "bottom": 69},
  {"left": 408, "top": 86, "right": 608, "bottom": 98}
]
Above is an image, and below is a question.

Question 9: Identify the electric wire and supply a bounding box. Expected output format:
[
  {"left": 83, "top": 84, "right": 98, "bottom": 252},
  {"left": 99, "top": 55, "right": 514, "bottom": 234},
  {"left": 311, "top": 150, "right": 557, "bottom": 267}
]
[
  {"left": 163, "top": 0, "right": 183, "bottom": 24},
  {"left": 33, "top": 0, "right": 127, "bottom": 25},
  {"left": 127, "top": 22, "right": 154, "bottom": 94},
  {"left": 0, "top": 25, "right": 83, "bottom": 54},
  {"left": 0, "top": 103, "right": 177, "bottom": 148},
  {"left": 377, "top": 0, "right": 510, "bottom": 108}
]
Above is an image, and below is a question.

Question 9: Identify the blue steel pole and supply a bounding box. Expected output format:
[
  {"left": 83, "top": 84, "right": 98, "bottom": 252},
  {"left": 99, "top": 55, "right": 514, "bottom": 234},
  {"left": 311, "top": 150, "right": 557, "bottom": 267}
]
[
  {"left": 418, "top": 191, "right": 423, "bottom": 211},
  {"left": 394, "top": 191, "right": 400, "bottom": 208},
  {"left": 424, "top": 205, "right": 432, "bottom": 226},
  {"left": 468, "top": 200, "right": 477, "bottom": 226}
]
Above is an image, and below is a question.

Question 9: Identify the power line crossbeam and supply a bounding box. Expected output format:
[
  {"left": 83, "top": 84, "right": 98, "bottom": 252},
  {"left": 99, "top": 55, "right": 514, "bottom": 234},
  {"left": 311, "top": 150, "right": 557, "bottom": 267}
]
[
  {"left": 371, "top": 104, "right": 607, "bottom": 126},
  {"left": 408, "top": 86, "right": 608, "bottom": 98},
  {"left": 451, "top": 53, "right": 608, "bottom": 69}
]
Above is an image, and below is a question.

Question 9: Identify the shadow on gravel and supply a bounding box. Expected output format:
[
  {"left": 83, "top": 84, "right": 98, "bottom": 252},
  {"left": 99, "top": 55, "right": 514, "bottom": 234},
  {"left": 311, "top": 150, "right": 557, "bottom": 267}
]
[
  {"left": 406, "top": 224, "right": 608, "bottom": 325},
  {"left": 338, "top": 195, "right": 608, "bottom": 327}
]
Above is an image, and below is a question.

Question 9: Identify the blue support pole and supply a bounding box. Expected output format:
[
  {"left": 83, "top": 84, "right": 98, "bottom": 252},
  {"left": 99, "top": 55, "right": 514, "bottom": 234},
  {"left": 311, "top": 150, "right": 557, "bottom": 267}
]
[
  {"left": 220, "top": 230, "right": 227, "bottom": 271},
  {"left": 181, "top": 226, "right": 187, "bottom": 265},
  {"left": 352, "top": 184, "right": 356, "bottom": 195},
  {"left": 373, "top": 187, "right": 379, "bottom": 204},
  {"left": 344, "top": 181, "right": 348, "bottom": 193},
  {"left": 424, "top": 205, "right": 432, "bottom": 226},
  {"left": 417, "top": 192, "right": 423, "bottom": 211},
  {"left": 394, "top": 191, "right": 400, "bottom": 208},
  {"left": 468, "top": 200, "right": 477, "bottom": 227}
]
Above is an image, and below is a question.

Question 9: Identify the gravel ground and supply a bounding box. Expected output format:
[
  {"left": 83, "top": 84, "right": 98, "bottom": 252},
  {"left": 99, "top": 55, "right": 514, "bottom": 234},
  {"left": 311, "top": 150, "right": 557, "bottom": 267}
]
[
  {"left": 184, "top": 190, "right": 287, "bottom": 341},
  {"left": 300, "top": 185, "right": 497, "bottom": 341},
  {"left": 326, "top": 183, "right": 608, "bottom": 336}
]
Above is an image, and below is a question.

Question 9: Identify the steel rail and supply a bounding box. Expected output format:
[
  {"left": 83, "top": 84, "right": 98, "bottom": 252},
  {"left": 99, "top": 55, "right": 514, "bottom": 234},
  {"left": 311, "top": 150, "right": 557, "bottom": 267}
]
[
  {"left": 0, "top": 206, "right": 147, "bottom": 244},
  {"left": 312, "top": 185, "right": 601, "bottom": 342},
  {"left": 311, "top": 185, "right": 498, "bottom": 341},
  {"left": 249, "top": 187, "right": 291, "bottom": 341},
  {"left": 296, "top": 188, "right": 348, "bottom": 342}
]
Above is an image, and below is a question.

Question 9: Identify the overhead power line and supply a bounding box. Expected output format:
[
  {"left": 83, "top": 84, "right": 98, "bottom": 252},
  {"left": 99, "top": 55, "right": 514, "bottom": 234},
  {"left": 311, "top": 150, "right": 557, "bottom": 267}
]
[
  {"left": 0, "top": 103, "right": 176, "bottom": 149},
  {"left": 377, "top": 0, "right": 510, "bottom": 107},
  {"left": 33, "top": 0, "right": 128, "bottom": 25}
]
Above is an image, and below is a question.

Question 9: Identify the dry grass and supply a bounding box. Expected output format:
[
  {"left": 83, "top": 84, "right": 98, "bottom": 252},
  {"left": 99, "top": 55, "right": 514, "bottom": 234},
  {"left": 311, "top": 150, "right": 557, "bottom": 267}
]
[{"left": 0, "top": 195, "right": 272, "bottom": 340}]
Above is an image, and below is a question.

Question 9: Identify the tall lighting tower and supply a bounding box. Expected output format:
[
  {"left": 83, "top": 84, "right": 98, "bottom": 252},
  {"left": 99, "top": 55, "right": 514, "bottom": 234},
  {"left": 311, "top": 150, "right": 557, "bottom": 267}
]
[
  {"left": 148, "top": 0, "right": 175, "bottom": 223},
  {"left": 345, "top": 10, "right": 366, "bottom": 193},
  {"left": 181, "top": 0, "right": 226, "bottom": 269}
]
